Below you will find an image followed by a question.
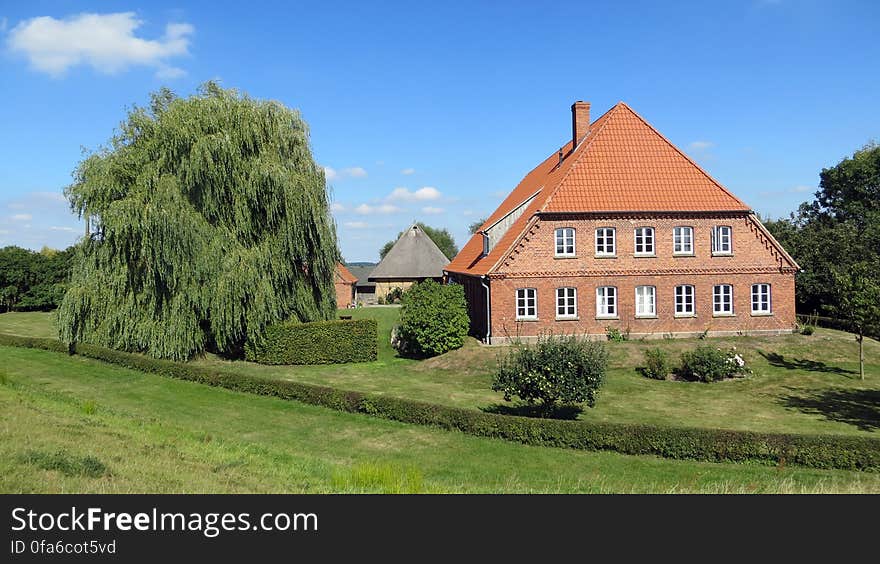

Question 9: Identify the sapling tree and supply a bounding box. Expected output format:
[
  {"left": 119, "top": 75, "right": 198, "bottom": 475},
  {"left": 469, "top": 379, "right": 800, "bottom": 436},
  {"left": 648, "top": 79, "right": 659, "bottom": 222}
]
[{"left": 829, "top": 261, "right": 880, "bottom": 380}]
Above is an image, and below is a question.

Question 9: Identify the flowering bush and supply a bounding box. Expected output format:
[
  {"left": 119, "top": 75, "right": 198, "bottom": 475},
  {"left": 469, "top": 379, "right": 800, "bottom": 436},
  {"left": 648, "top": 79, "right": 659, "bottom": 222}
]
[
  {"left": 492, "top": 335, "right": 608, "bottom": 412},
  {"left": 677, "top": 345, "right": 751, "bottom": 382}
]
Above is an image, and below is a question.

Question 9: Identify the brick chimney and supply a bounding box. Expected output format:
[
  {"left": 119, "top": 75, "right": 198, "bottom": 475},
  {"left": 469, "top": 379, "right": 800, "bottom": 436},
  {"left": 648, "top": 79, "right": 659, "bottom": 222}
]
[{"left": 571, "top": 101, "right": 590, "bottom": 149}]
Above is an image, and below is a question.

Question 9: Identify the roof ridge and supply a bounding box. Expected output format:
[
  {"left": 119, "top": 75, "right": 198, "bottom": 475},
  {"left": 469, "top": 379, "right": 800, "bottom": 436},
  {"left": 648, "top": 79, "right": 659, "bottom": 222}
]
[
  {"left": 539, "top": 102, "right": 622, "bottom": 213},
  {"left": 615, "top": 103, "right": 750, "bottom": 210}
]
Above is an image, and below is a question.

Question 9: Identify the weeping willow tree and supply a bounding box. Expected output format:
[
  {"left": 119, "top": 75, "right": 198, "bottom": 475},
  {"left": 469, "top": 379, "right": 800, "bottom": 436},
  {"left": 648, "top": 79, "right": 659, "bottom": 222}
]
[{"left": 57, "top": 82, "right": 339, "bottom": 360}]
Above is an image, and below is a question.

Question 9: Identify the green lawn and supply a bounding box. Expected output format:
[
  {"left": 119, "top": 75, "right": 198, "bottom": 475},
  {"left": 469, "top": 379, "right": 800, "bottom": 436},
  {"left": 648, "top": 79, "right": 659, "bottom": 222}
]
[
  {"left": 2, "top": 309, "right": 879, "bottom": 439},
  {"left": 3, "top": 345, "right": 880, "bottom": 493}
]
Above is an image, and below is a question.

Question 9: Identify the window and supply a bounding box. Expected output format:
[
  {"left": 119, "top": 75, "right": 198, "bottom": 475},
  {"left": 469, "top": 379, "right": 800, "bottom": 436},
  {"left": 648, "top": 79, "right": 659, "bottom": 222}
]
[
  {"left": 634, "top": 227, "right": 655, "bottom": 255},
  {"left": 675, "top": 285, "right": 695, "bottom": 316},
  {"left": 673, "top": 226, "right": 694, "bottom": 255},
  {"left": 516, "top": 288, "right": 537, "bottom": 319},
  {"left": 595, "top": 228, "right": 616, "bottom": 256},
  {"left": 635, "top": 286, "right": 656, "bottom": 317},
  {"left": 596, "top": 286, "right": 617, "bottom": 318},
  {"left": 555, "top": 227, "right": 575, "bottom": 257},
  {"left": 713, "top": 284, "right": 733, "bottom": 315},
  {"left": 556, "top": 287, "right": 577, "bottom": 318},
  {"left": 712, "top": 226, "right": 732, "bottom": 254},
  {"left": 751, "top": 284, "right": 771, "bottom": 314}
]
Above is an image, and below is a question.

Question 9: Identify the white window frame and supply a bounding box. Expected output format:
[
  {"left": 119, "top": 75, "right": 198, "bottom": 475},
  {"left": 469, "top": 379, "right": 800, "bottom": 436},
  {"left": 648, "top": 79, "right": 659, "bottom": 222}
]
[
  {"left": 634, "top": 227, "right": 655, "bottom": 256},
  {"left": 751, "top": 283, "right": 772, "bottom": 315},
  {"left": 516, "top": 288, "right": 537, "bottom": 320},
  {"left": 635, "top": 285, "right": 656, "bottom": 317},
  {"left": 596, "top": 286, "right": 618, "bottom": 318},
  {"left": 556, "top": 287, "right": 577, "bottom": 319},
  {"left": 674, "top": 285, "right": 695, "bottom": 316},
  {"left": 673, "top": 226, "right": 694, "bottom": 255},
  {"left": 712, "top": 225, "right": 732, "bottom": 255},
  {"left": 595, "top": 227, "right": 616, "bottom": 256},
  {"left": 713, "top": 284, "right": 734, "bottom": 315},
  {"left": 554, "top": 227, "right": 576, "bottom": 257}
]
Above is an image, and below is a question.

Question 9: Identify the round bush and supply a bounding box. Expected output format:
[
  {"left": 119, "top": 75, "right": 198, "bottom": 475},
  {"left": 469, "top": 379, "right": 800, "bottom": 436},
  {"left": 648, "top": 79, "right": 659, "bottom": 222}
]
[
  {"left": 642, "top": 347, "right": 671, "bottom": 380},
  {"left": 493, "top": 335, "right": 608, "bottom": 411},
  {"left": 393, "top": 279, "right": 469, "bottom": 358}
]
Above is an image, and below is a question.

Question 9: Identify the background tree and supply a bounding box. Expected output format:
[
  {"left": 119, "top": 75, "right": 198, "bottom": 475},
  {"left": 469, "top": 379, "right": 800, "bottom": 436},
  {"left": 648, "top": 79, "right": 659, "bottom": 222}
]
[
  {"left": 58, "top": 83, "right": 339, "bottom": 360},
  {"left": 468, "top": 218, "right": 487, "bottom": 234},
  {"left": 379, "top": 222, "right": 458, "bottom": 260},
  {"left": 0, "top": 245, "right": 74, "bottom": 312},
  {"left": 765, "top": 143, "right": 880, "bottom": 316}
]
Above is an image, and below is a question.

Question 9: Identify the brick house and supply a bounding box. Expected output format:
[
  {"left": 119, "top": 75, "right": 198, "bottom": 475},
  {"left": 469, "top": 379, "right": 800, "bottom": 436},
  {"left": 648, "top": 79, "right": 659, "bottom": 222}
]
[
  {"left": 335, "top": 263, "right": 358, "bottom": 308},
  {"left": 445, "top": 101, "right": 799, "bottom": 343}
]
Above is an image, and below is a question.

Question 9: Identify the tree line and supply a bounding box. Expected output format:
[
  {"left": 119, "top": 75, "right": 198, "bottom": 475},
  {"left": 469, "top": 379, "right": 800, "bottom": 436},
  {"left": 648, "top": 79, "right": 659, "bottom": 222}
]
[{"left": 0, "top": 245, "right": 75, "bottom": 312}]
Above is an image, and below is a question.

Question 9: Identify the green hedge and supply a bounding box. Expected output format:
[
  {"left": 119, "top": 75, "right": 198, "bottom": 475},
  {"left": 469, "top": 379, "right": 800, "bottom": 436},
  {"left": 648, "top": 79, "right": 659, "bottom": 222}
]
[
  {"left": 2, "top": 334, "right": 880, "bottom": 471},
  {"left": 244, "top": 319, "right": 377, "bottom": 364}
]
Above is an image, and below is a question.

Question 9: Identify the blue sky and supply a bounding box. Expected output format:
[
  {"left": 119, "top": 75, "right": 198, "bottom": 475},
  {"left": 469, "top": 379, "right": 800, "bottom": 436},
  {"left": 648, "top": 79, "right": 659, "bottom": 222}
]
[{"left": 1, "top": 1, "right": 878, "bottom": 261}]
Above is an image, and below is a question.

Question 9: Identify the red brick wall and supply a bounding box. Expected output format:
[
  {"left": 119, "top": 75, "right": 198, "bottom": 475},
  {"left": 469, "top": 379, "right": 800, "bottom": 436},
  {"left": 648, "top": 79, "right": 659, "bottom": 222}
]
[
  {"left": 488, "top": 213, "right": 797, "bottom": 340},
  {"left": 335, "top": 282, "right": 354, "bottom": 308}
]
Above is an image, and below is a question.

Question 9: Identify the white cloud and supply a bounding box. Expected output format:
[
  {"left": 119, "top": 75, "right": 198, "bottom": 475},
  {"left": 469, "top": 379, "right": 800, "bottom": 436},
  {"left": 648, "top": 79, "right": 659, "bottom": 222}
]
[
  {"left": 688, "top": 140, "right": 715, "bottom": 151},
  {"left": 50, "top": 226, "right": 78, "bottom": 232},
  {"left": 400, "top": 168, "right": 415, "bottom": 175},
  {"left": 12, "top": 213, "right": 32, "bottom": 221},
  {"left": 343, "top": 221, "right": 370, "bottom": 229},
  {"left": 386, "top": 186, "right": 442, "bottom": 202},
  {"left": 462, "top": 209, "right": 474, "bottom": 216},
  {"left": 355, "top": 203, "right": 401, "bottom": 215},
  {"left": 0, "top": 17, "right": 7, "bottom": 33},
  {"left": 790, "top": 185, "right": 813, "bottom": 193},
  {"left": 323, "top": 166, "right": 366, "bottom": 181},
  {"left": 421, "top": 207, "right": 444, "bottom": 215},
  {"left": 6, "top": 12, "right": 194, "bottom": 78},
  {"left": 330, "top": 202, "right": 345, "bottom": 212}
]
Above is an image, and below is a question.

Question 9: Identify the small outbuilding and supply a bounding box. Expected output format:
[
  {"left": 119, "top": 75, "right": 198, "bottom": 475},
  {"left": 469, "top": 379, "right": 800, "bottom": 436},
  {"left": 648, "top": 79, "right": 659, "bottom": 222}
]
[
  {"left": 368, "top": 224, "right": 450, "bottom": 300},
  {"left": 334, "top": 263, "right": 358, "bottom": 308}
]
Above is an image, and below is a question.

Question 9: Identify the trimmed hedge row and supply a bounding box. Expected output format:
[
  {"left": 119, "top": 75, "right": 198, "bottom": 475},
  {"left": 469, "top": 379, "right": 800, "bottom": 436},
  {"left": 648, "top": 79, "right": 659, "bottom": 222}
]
[
  {"left": 2, "top": 333, "right": 880, "bottom": 471},
  {"left": 244, "top": 319, "right": 378, "bottom": 365}
]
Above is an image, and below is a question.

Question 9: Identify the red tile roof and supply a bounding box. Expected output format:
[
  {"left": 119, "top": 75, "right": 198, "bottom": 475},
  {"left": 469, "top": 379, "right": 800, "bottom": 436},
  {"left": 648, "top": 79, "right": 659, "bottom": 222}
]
[
  {"left": 446, "top": 102, "right": 751, "bottom": 276},
  {"left": 335, "top": 263, "right": 358, "bottom": 284}
]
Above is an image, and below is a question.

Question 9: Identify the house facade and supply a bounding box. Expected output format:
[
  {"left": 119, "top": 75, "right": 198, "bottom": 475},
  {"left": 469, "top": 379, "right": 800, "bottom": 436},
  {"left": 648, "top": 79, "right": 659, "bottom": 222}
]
[{"left": 445, "top": 101, "right": 799, "bottom": 343}]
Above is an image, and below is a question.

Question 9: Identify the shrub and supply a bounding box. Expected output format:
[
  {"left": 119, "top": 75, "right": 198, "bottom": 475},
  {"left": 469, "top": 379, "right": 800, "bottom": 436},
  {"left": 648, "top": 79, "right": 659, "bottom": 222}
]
[
  {"left": 386, "top": 287, "right": 405, "bottom": 304},
  {"left": 244, "top": 319, "right": 377, "bottom": 365},
  {"left": 605, "top": 326, "right": 630, "bottom": 342},
  {"left": 642, "top": 348, "right": 671, "bottom": 380},
  {"left": 493, "top": 335, "right": 608, "bottom": 413},
  {"left": 678, "top": 345, "right": 749, "bottom": 382},
  {"left": 799, "top": 324, "right": 815, "bottom": 336},
  {"left": 393, "top": 279, "right": 469, "bottom": 358},
  {"left": 377, "top": 296, "right": 386, "bottom": 305}
]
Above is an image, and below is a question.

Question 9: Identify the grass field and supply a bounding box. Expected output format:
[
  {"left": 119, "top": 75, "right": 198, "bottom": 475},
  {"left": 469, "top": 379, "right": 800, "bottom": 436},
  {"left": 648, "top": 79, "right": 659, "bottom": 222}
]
[
  {"left": 3, "top": 310, "right": 879, "bottom": 439},
  {"left": 3, "top": 345, "right": 880, "bottom": 493}
]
